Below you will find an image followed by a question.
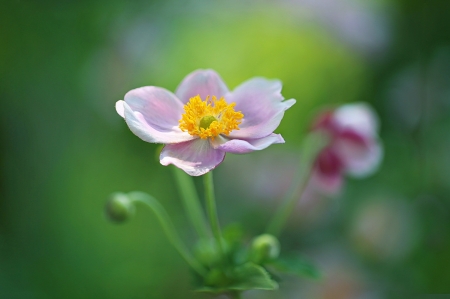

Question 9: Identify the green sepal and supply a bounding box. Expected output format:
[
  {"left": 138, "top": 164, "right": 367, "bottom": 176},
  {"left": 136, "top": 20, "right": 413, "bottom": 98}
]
[
  {"left": 268, "top": 254, "right": 321, "bottom": 279},
  {"left": 228, "top": 263, "right": 278, "bottom": 291},
  {"left": 195, "top": 263, "right": 278, "bottom": 293}
]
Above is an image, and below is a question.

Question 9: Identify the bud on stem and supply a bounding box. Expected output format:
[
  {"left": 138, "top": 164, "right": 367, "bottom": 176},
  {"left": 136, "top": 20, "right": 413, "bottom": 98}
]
[
  {"left": 105, "top": 192, "right": 135, "bottom": 223},
  {"left": 250, "top": 234, "right": 280, "bottom": 264}
]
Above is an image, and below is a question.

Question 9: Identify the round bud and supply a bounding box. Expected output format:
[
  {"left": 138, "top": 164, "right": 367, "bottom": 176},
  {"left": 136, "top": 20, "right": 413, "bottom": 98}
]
[
  {"left": 251, "top": 234, "right": 280, "bottom": 263},
  {"left": 105, "top": 193, "right": 135, "bottom": 223},
  {"left": 194, "top": 239, "right": 222, "bottom": 267}
]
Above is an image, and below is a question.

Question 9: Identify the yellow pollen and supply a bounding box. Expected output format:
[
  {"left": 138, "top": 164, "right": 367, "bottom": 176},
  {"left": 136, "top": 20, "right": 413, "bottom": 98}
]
[{"left": 179, "top": 95, "right": 244, "bottom": 139}]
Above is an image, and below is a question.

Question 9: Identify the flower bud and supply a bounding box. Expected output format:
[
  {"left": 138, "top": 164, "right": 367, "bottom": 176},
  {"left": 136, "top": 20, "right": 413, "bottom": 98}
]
[
  {"left": 251, "top": 234, "right": 280, "bottom": 263},
  {"left": 105, "top": 192, "right": 135, "bottom": 223}
]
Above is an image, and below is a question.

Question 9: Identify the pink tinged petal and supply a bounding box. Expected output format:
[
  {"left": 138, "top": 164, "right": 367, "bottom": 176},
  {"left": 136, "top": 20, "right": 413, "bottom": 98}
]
[
  {"left": 122, "top": 87, "right": 195, "bottom": 144},
  {"left": 310, "top": 110, "right": 342, "bottom": 142},
  {"left": 160, "top": 138, "right": 226, "bottom": 176},
  {"left": 316, "top": 147, "right": 344, "bottom": 178},
  {"left": 310, "top": 168, "right": 343, "bottom": 195},
  {"left": 333, "top": 102, "right": 380, "bottom": 138},
  {"left": 311, "top": 148, "right": 344, "bottom": 194},
  {"left": 175, "top": 69, "right": 229, "bottom": 104},
  {"left": 226, "top": 78, "right": 296, "bottom": 139},
  {"left": 311, "top": 110, "right": 335, "bottom": 132},
  {"left": 338, "top": 129, "right": 369, "bottom": 148},
  {"left": 212, "top": 133, "right": 285, "bottom": 154},
  {"left": 334, "top": 135, "right": 383, "bottom": 178}
]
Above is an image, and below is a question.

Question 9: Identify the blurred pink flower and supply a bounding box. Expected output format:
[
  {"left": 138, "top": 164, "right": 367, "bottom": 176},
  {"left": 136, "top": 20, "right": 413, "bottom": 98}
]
[
  {"left": 116, "top": 69, "right": 295, "bottom": 176},
  {"left": 311, "top": 103, "right": 383, "bottom": 194}
]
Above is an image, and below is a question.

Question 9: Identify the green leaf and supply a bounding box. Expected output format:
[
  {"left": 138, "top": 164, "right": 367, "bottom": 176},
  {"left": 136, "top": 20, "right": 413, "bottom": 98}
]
[
  {"left": 269, "top": 254, "right": 321, "bottom": 279},
  {"left": 195, "top": 286, "right": 223, "bottom": 293},
  {"left": 229, "top": 263, "right": 278, "bottom": 291}
]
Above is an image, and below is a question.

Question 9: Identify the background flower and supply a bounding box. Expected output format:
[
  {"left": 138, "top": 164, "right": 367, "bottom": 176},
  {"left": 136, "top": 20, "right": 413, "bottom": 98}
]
[{"left": 310, "top": 103, "right": 383, "bottom": 194}]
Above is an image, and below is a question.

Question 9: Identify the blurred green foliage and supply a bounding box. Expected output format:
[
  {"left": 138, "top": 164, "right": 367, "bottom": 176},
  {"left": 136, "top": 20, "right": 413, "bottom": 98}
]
[{"left": 2, "top": 0, "right": 450, "bottom": 298}]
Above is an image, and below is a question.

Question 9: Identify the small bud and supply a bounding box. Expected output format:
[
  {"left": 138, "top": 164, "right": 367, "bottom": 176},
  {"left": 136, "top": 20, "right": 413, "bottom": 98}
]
[
  {"left": 105, "top": 193, "right": 135, "bottom": 223},
  {"left": 204, "top": 268, "right": 230, "bottom": 287},
  {"left": 251, "top": 234, "right": 280, "bottom": 263},
  {"left": 194, "top": 239, "right": 223, "bottom": 267}
]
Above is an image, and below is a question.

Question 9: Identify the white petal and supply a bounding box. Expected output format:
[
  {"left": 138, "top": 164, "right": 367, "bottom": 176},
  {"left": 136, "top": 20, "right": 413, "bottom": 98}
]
[
  {"left": 116, "top": 100, "right": 125, "bottom": 118},
  {"left": 160, "top": 138, "right": 226, "bottom": 176},
  {"left": 333, "top": 102, "right": 380, "bottom": 138}
]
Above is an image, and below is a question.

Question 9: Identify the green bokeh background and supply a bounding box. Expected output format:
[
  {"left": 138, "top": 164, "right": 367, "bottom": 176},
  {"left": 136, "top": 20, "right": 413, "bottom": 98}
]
[{"left": 2, "top": 0, "right": 450, "bottom": 298}]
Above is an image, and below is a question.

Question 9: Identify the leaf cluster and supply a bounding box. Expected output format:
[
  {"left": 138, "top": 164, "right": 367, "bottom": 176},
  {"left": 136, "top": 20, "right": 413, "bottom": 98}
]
[{"left": 192, "top": 224, "right": 320, "bottom": 293}]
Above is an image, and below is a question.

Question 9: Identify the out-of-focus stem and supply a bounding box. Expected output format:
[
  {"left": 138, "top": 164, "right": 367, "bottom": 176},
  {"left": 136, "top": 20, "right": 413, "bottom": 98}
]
[
  {"left": 172, "top": 167, "right": 210, "bottom": 240},
  {"left": 203, "top": 171, "right": 225, "bottom": 257},
  {"left": 266, "top": 133, "right": 327, "bottom": 236}
]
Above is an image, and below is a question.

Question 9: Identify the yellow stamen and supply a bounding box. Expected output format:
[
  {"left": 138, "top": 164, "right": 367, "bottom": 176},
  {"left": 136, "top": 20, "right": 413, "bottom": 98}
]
[{"left": 179, "top": 95, "right": 244, "bottom": 139}]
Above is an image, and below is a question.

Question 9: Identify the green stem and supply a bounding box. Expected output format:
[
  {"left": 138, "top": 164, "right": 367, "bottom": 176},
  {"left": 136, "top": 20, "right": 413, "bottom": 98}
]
[
  {"left": 203, "top": 171, "right": 225, "bottom": 256},
  {"left": 230, "top": 291, "right": 243, "bottom": 299},
  {"left": 171, "top": 167, "right": 210, "bottom": 240},
  {"left": 266, "top": 133, "right": 328, "bottom": 236},
  {"left": 265, "top": 166, "right": 313, "bottom": 236},
  {"left": 128, "top": 191, "right": 207, "bottom": 276}
]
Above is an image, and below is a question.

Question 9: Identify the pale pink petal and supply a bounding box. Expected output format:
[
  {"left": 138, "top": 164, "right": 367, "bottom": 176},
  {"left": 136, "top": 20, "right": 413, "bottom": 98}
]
[
  {"left": 333, "top": 103, "right": 379, "bottom": 138},
  {"left": 175, "top": 69, "right": 229, "bottom": 104},
  {"left": 211, "top": 133, "right": 285, "bottom": 154},
  {"left": 310, "top": 168, "right": 343, "bottom": 195},
  {"left": 160, "top": 138, "right": 225, "bottom": 176},
  {"left": 121, "top": 87, "right": 195, "bottom": 144},
  {"left": 335, "top": 136, "right": 383, "bottom": 177},
  {"left": 226, "top": 78, "right": 296, "bottom": 139}
]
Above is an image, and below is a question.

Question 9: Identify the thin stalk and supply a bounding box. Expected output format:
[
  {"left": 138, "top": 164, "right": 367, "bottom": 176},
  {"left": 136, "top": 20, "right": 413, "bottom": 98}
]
[
  {"left": 203, "top": 171, "right": 225, "bottom": 256},
  {"left": 172, "top": 167, "right": 210, "bottom": 240},
  {"left": 266, "top": 133, "right": 327, "bottom": 236},
  {"left": 265, "top": 167, "right": 313, "bottom": 236},
  {"left": 128, "top": 191, "right": 207, "bottom": 276}
]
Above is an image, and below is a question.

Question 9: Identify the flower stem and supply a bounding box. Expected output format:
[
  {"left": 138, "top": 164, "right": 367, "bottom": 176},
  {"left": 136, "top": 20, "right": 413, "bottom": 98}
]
[
  {"left": 265, "top": 166, "right": 313, "bottom": 236},
  {"left": 172, "top": 167, "right": 210, "bottom": 240},
  {"left": 266, "top": 133, "right": 328, "bottom": 236},
  {"left": 203, "top": 171, "right": 225, "bottom": 257},
  {"left": 128, "top": 191, "right": 207, "bottom": 276}
]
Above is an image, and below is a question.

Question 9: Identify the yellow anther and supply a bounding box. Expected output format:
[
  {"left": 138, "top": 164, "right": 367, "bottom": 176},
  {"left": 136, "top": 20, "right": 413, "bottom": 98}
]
[{"left": 179, "top": 95, "right": 243, "bottom": 139}]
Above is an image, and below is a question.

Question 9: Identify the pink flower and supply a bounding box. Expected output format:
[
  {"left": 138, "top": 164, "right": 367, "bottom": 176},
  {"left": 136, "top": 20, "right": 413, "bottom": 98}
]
[
  {"left": 116, "top": 69, "right": 295, "bottom": 176},
  {"left": 310, "top": 103, "right": 383, "bottom": 194}
]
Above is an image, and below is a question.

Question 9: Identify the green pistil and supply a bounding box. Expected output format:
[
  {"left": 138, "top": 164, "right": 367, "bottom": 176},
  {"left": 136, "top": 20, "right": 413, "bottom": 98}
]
[{"left": 199, "top": 115, "right": 217, "bottom": 130}]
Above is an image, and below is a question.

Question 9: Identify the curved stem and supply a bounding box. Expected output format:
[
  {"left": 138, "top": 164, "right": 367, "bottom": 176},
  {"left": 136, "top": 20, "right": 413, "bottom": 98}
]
[
  {"left": 128, "top": 191, "right": 207, "bottom": 276},
  {"left": 203, "top": 171, "right": 225, "bottom": 257},
  {"left": 266, "top": 133, "right": 328, "bottom": 236},
  {"left": 172, "top": 167, "right": 210, "bottom": 240}
]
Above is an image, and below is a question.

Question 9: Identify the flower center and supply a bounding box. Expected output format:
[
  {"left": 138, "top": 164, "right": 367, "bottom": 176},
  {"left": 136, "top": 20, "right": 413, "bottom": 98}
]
[
  {"left": 199, "top": 115, "right": 218, "bottom": 130},
  {"left": 179, "top": 95, "right": 244, "bottom": 139}
]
